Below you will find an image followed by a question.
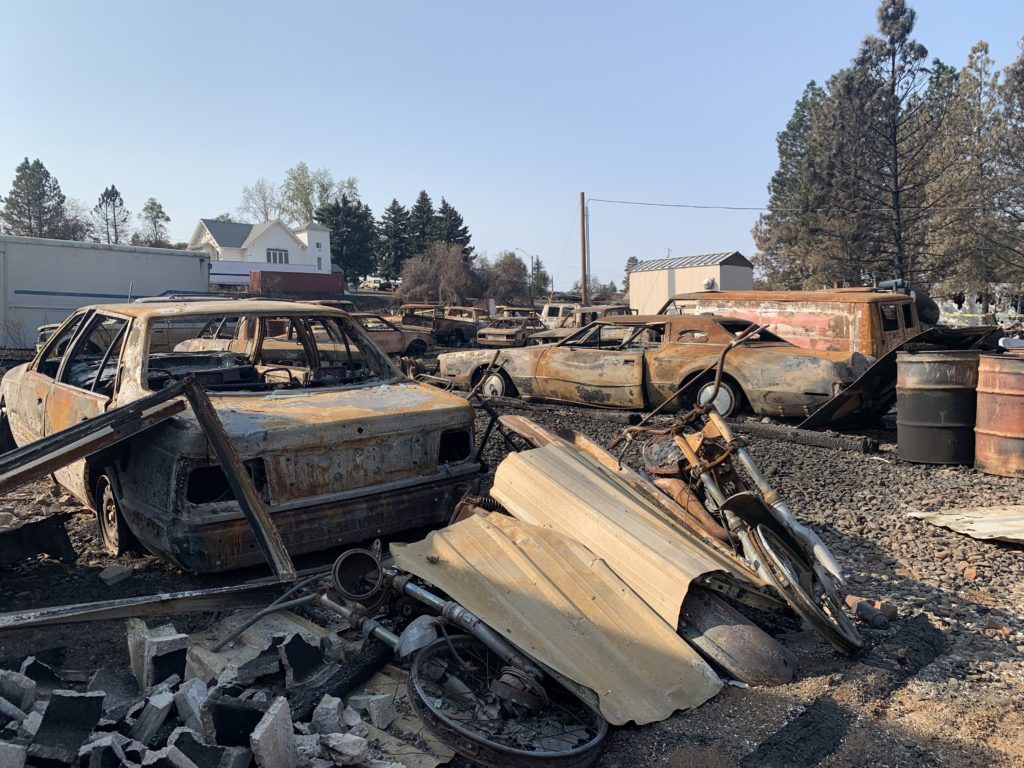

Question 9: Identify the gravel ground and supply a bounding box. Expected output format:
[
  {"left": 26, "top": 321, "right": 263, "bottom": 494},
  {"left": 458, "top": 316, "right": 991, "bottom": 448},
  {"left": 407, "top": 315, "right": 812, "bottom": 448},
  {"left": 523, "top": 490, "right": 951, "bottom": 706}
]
[{"left": 1, "top": 395, "right": 1022, "bottom": 767}]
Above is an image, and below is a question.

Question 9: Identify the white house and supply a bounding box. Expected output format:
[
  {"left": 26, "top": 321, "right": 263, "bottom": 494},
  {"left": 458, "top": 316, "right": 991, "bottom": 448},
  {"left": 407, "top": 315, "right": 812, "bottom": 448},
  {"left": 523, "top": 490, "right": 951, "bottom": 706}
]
[{"left": 187, "top": 218, "right": 331, "bottom": 286}]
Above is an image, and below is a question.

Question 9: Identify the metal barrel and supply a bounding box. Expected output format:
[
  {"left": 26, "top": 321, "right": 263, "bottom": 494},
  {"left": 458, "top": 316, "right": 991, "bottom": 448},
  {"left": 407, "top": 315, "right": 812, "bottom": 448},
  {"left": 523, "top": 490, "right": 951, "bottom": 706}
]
[
  {"left": 896, "top": 350, "right": 980, "bottom": 464},
  {"left": 975, "top": 351, "right": 1024, "bottom": 478}
]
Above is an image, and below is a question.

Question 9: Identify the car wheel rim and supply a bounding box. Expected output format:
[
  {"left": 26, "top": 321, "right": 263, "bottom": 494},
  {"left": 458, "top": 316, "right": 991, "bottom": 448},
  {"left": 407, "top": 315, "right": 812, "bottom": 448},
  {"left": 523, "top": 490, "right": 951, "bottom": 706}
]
[
  {"left": 100, "top": 481, "right": 119, "bottom": 551},
  {"left": 481, "top": 374, "right": 505, "bottom": 397},
  {"left": 698, "top": 383, "right": 734, "bottom": 415}
]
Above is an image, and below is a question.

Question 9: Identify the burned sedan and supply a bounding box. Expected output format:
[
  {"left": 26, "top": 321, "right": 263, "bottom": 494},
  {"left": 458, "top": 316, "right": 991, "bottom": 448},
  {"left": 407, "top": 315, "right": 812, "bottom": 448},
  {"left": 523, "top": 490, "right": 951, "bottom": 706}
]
[
  {"left": 0, "top": 301, "right": 478, "bottom": 571},
  {"left": 476, "top": 316, "right": 546, "bottom": 348},
  {"left": 435, "top": 314, "right": 872, "bottom": 417}
]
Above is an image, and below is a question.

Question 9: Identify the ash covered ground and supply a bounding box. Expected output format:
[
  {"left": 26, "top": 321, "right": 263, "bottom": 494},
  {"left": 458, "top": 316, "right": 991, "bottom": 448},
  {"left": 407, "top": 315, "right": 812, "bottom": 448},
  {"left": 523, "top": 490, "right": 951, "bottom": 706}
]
[{"left": 1, "top": 398, "right": 1022, "bottom": 767}]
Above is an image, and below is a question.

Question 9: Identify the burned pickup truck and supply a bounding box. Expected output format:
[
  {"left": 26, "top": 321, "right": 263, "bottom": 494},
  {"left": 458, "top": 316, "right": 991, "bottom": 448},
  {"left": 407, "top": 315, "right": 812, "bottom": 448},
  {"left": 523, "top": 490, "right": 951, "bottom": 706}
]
[{"left": 0, "top": 300, "right": 478, "bottom": 571}]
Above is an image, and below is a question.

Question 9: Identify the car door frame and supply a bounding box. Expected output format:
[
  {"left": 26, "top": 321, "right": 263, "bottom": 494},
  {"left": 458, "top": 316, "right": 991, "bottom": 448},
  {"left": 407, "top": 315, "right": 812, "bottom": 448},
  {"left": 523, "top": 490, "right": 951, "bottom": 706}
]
[{"left": 532, "top": 324, "right": 646, "bottom": 408}]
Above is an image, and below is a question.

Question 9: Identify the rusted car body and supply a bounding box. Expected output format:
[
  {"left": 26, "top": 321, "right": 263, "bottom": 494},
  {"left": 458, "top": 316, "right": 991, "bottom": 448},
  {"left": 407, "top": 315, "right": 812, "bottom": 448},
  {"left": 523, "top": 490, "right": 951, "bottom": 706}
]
[
  {"left": 658, "top": 289, "right": 920, "bottom": 358},
  {"left": 528, "top": 304, "right": 635, "bottom": 346},
  {"left": 476, "top": 317, "right": 547, "bottom": 348},
  {"left": 496, "top": 306, "right": 538, "bottom": 319},
  {"left": 0, "top": 300, "right": 478, "bottom": 571},
  {"left": 350, "top": 313, "right": 432, "bottom": 356},
  {"left": 539, "top": 302, "right": 580, "bottom": 329},
  {"left": 389, "top": 304, "right": 481, "bottom": 345},
  {"left": 435, "top": 315, "right": 871, "bottom": 417}
]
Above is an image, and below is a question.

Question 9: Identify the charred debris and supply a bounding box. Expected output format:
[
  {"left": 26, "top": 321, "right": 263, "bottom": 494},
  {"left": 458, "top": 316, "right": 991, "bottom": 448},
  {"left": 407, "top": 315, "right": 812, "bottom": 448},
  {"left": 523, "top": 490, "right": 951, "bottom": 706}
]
[{"left": 0, "top": 306, "right": 1020, "bottom": 767}]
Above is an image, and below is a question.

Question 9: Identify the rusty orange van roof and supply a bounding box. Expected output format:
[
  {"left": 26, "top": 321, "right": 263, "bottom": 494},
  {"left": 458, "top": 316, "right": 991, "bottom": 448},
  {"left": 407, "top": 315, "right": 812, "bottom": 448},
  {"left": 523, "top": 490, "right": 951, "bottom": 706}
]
[{"left": 667, "top": 289, "right": 912, "bottom": 305}]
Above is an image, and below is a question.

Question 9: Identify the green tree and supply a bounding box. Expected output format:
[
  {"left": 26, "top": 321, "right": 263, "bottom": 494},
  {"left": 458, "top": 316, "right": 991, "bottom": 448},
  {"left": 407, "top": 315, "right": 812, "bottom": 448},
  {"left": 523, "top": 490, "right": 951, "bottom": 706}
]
[
  {"left": 316, "top": 195, "right": 377, "bottom": 282},
  {"left": 484, "top": 251, "right": 530, "bottom": 303},
  {"left": 408, "top": 191, "right": 435, "bottom": 257},
  {"left": 531, "top": 257, "right": 552, "bottom": 298},
  {"left": 986, "top": 42, "right": 1024, "bottom": 279},
  {"left": 433, "top": 197, "right": 473, "bottom": 257},
  {"left": 92, "top": 185, "right": 131, "bottom": 244},
  {"left": 138, "top": 197, "right": 171, "bottom": 246},
  {"left": 623, "top": 256, "right": 639, "bottom": 292},
  {"left": 281, "top": 162, "right": 341, "bottom": 225},
  {"left": 1, "top": 158, "right": 67, "bottom": 237},
  {"left": 376, "top": 199, "right": 412, "bottom": 280}
]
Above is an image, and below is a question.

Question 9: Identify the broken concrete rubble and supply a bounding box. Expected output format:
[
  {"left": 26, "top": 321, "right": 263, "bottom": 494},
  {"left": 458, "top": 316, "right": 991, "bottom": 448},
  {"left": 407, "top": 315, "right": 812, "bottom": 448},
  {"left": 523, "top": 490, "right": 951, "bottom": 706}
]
[
  {"left": 0, "top": 671, "right": 34, "bottom": 713},
  {"left": 173, "top": 678, "right": 208, "bottom": 733},
  {"left": 249, "top": 696, "right": 297, "bottom": 768},
  {"left": 127, "top": 620, "right": 189, "bottom": 689},
  {"left": 27, "top": 689, "right": 104, "bottom": 765},
  {"left": 319, "top": 732, "right": 369, "bottom": 765},
  {"left": 130, "top": 690, "right": 176, "bottom": 746}
]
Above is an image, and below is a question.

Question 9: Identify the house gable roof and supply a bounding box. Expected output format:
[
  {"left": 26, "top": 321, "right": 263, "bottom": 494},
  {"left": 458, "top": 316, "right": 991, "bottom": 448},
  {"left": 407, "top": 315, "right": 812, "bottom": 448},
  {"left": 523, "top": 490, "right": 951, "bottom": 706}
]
[
  {"left": 629, "top": 251, "right": 752, "bottom": 273},
  {"left": 200, "top": 219, "right": 254, "bottom": 248},
  {"left": 242, "top": 219, "right": 306, "bottom": 250}
]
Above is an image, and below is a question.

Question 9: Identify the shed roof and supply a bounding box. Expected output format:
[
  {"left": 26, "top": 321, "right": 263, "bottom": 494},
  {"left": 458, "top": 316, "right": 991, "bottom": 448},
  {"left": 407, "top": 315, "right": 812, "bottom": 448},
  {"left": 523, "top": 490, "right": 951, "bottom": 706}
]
[{"left": 629, "top": 251, "right": 751, "bottom": 272}]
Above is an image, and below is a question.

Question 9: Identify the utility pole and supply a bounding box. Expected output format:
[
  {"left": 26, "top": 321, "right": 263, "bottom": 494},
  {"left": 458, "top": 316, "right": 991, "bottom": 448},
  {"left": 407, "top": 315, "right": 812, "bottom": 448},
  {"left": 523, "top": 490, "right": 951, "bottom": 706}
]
[{"left": 579, "top": 191, "right": 589, "bottom": 305}]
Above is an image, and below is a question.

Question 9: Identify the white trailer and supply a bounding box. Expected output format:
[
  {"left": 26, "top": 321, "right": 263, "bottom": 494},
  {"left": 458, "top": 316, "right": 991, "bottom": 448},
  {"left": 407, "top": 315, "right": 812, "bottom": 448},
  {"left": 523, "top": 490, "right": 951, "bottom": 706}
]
[{"left": 0, "top": 235, "right": 209, "bottom": 350}]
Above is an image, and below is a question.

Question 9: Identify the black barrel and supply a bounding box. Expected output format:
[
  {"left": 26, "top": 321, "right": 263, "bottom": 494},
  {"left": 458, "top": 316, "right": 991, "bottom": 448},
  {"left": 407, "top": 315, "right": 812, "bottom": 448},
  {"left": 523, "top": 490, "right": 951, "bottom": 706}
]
[{"left": 896, "top": 350, "right": 980, "bottom": 464}]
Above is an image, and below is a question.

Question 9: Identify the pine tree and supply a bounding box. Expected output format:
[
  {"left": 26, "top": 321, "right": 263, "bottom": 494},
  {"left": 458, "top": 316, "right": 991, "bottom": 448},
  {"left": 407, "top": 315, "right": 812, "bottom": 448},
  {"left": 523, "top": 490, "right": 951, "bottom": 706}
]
[
  {"left": 623, "top": 256, "right": 639, "bottom": 292},
  {"left": 316, "top": 195, "right": 377, "bottom": 282},
  {"left": 433, "top": 197, "right": 473, "bottom": 258},
  {"left": 408, "top": 191, "right": 435, "bottom": 257},
  {"left": 92, "top": 185, "right": 131, "bottom": 244},
  {"left": 1, "top": 158, "right": 67, "bottom": 237},
  {"left": 376, "top": 199, "right": 412, "bottom": 280}
]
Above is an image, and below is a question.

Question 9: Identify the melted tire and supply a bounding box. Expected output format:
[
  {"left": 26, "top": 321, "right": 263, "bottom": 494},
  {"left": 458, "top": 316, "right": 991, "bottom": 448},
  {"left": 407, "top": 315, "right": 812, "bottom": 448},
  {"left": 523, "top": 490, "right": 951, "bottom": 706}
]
[{"left": 407, "top": 635, "right": 607, "bottom": 768}]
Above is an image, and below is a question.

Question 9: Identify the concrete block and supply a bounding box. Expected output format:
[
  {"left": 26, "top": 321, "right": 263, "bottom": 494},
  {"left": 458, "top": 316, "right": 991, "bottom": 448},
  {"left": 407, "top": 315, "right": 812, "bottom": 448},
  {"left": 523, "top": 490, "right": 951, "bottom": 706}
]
[
  {"left": 237, "top": 610, "right": 327, "bottom": 649},
  {"left": 17, "top": 658, "right": 60, "bottom": 697},
  {"left": 341, "top": 706, "right": 362, "bottom": 728},
  {"left": 130, "top": 690, "right": 175, "bottom": 746},
  {"left": 249, "top": 697, "right": 297, "bottom": 768},
  {"left": 294, "top": 733, "right": 320, "bottom": 760},
  {"left": 277, "top": 634, "right": 323, "bottom": 689},
  {"left": 174, "top": 679, "right": 208, "bottom": 733},
  {"left": 347, "top": 692, "right": 396, "bottom": 729},
  {"left": 98, "top": 564, "right": 133, "bottom": 585},
  {"left": 127, "top": 620, "right": 189, "bottom": 689},
  {"left": 0, "top": 740, "right": 27, "bottom": 768},
  {"left": 168, "top": 726, "right": 252, "bottom": 768},
  {"left": 15, "top": 710, "right": 41, "bottom": 740},
  {"left": 309, "top": 694, "right": 343, "bottom": 735},
  {"left": 0, "top": 672, "right": 34, "bottom": 712},
  {"left": 27, "top": 689, "right": 105, "bottom": 765},
  {"left": 87, "top": 667, "right": 140, "bottom": 721},
  {"left": 0, "top": 697, "right": 25, "bottom": 725},
  {"left": 79, "top": 733, "right": 127, "bottom": 768},
  {"left": 319, "top": 732, "right": 368, "bottom": 765},
  {"left": 199, "top": 687, "right": 267, "bottom": 748}
]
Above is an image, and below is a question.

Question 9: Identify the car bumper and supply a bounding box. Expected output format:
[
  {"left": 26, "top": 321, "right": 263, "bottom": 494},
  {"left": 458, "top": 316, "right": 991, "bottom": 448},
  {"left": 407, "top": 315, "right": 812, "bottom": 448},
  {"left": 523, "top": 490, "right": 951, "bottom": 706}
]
[
  {"left": 477, "top": 337, "right": 521, "bottom": 348},
  {"left": 122, "top": 463, "right": 479, "bottom": 572}
]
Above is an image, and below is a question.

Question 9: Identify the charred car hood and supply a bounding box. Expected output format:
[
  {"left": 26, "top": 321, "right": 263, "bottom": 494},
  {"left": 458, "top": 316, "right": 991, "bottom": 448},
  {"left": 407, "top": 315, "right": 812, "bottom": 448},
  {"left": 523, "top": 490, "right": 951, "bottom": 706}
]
[{"left": 171, "top": 380, "right": 473, "bottom": 453}]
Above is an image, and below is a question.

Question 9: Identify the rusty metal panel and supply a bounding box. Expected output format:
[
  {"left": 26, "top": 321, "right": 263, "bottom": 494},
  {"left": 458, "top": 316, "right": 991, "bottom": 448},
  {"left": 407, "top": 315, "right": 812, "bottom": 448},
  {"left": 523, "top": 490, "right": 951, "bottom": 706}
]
[
  {"left": 491, "top": 442, "right": 756, "bottom": 626},
  {"left": 391, "top": 513, "right": 722, "bottom": 726},
  {"left": 975, "top": 351, "right": 1024, "bottom": 478},
  {"left": 908, "top": 505, "right": 1024, "bottom": 544},
  {"left": 0, "top": 377, "right": 188, "bottom": 496},
  {"left": 896, "top": 351, "right": 980, "bottom": 464}
]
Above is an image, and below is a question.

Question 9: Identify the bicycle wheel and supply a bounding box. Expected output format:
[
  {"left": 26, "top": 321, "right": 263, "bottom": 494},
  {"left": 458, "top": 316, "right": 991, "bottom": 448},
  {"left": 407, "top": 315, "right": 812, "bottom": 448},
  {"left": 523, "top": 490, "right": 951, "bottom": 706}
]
[
  {"left": 408, "top": 635, "right": 607, "bottom": 768},
  {"left": 748, "top": 524, "right": 863, "bottom": 656}
]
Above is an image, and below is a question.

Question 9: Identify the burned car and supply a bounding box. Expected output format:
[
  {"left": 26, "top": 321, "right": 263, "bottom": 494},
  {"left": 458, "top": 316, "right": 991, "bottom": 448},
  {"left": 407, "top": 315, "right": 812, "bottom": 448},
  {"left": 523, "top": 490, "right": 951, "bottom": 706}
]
[
  {"left": 0, "top": 301, "right": 478, "bottom": 571},
  {"left": 435, "top": 314, "right": 872, "bottom": 417},
  {"left": 476, "top": 316, "right": 546, "bottom": 348},
  {"left": 350, "top": 313, "right": 432, "bottom": 356}
]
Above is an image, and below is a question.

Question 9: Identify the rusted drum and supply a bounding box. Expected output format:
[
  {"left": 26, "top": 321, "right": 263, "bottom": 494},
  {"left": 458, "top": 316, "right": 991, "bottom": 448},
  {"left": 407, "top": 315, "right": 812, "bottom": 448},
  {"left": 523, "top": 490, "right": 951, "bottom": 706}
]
[
  {"left": 975, "top": 351, "right": 1024, "bottom": 477},
  {"left": 896, "top": 350, "right": 980, "bottom": 464}
]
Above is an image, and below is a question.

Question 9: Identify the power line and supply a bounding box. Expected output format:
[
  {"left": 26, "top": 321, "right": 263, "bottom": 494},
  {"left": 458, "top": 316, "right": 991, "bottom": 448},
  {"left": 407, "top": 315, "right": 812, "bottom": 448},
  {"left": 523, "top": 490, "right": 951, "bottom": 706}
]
[
  {"left": 587, "top": 196, "right": 1011, "bottom": 213},
  {"left": 588, "top": 197, "right": 768, "bottom": 211}
]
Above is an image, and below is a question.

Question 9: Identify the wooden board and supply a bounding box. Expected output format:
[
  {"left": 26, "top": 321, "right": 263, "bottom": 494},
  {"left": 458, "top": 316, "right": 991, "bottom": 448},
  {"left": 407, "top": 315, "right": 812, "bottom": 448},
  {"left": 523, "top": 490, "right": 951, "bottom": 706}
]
[{"left": 908, "top": 505, "right": 1024, "bottom": 544}]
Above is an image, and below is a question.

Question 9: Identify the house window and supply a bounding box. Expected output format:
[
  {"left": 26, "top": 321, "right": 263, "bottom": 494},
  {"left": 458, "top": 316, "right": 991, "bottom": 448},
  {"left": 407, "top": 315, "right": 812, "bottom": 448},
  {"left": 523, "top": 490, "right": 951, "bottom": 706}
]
[
  {"left": 266, "top": 248, "right": 289, "bottom": 265},
  {"left": 317, "top": 257, "right": 323, "bottom": 271},
  {"left": 316, "top": 241, "right": 322, "bottom": 250}
]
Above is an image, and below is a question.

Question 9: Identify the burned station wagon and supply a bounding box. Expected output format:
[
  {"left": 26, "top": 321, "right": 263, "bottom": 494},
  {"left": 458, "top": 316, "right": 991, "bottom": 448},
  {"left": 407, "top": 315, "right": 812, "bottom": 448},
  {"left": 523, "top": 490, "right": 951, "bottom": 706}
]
[
  {"left": 0, "top": 300, "right": 478, "bottom": 571},
  {"left": 436, "top": 314, "right": 872, "bottom": 418}
]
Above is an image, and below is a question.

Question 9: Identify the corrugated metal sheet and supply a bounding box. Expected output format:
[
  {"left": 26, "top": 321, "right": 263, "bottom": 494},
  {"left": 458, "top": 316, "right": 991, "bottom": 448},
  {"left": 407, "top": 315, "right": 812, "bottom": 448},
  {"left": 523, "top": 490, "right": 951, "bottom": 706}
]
[
  {"left": 491, "top": 443, "right": 747, "bottom": 626},
  {"left": 391, "top": 513, "right": 722, "bottom": 726},
  {"left": 630, "top": 251, "right": 749, "bottom": 273},
  {"left": 908, "top": 505, "right": 1024, "bottom": 544}
]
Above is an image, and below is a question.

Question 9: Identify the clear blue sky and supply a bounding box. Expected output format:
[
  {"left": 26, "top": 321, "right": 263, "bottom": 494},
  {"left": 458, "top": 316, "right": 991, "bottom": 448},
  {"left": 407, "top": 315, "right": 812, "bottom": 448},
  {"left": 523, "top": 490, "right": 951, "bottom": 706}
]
[{"left": 2, "top": 1, "right": 1022, "bottom": 289}]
